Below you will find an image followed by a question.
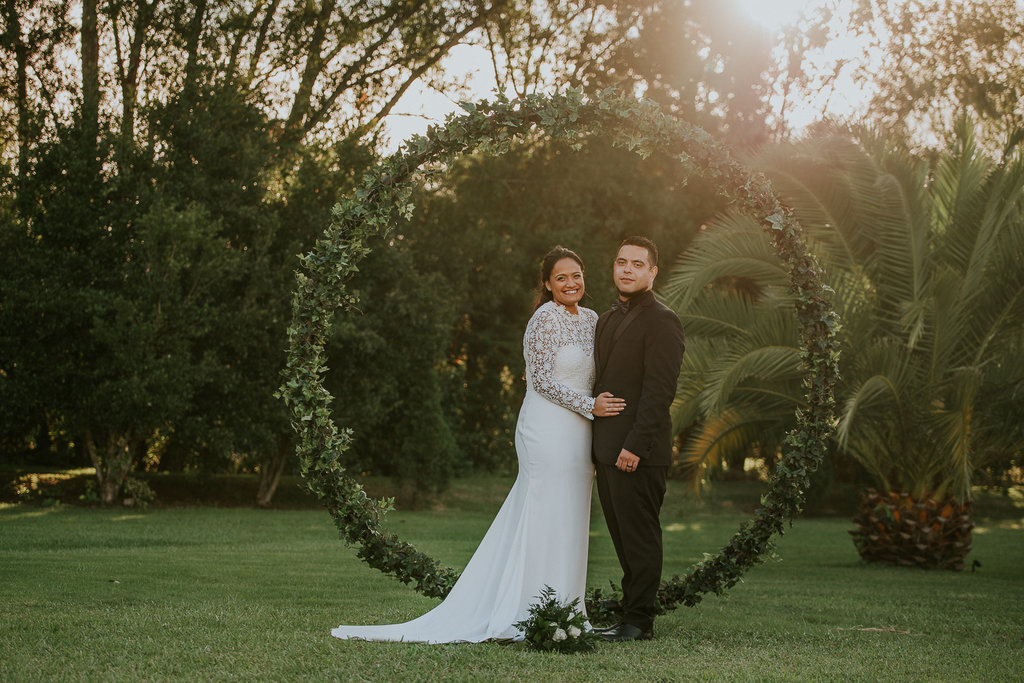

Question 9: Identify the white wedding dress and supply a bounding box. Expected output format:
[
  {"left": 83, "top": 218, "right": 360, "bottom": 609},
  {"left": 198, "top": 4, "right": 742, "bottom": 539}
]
[{"left": 331, "top": 300, "right": 598, "bottom": 643}]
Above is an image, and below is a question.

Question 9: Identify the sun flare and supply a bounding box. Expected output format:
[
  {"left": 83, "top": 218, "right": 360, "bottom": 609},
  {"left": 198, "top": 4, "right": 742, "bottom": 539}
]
[{"left": 732, "top": 0, "right": 822, "bottom": 30}]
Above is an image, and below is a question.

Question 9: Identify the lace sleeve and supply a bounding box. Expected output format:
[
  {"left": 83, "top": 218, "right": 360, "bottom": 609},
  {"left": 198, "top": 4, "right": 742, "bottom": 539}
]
[{"left": 524, "top": 307, "right": 596, "bottom": 419}]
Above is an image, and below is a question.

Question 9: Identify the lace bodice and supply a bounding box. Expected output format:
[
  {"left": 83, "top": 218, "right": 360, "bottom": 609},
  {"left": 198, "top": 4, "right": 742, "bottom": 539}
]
[{"left": 523, "top": 301, "right": 598, "bottom": 419}]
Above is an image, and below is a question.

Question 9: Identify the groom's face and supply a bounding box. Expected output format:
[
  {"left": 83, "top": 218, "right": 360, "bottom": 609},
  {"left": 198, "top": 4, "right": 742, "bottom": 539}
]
[{"left": 613, "top": 244, "right": 657, "bottom": 298}]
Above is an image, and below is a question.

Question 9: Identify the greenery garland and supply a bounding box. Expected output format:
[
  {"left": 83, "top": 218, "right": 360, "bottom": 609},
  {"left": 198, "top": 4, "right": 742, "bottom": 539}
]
[{"left": 277, "top": 89, "right": 841, "bottom": 607}]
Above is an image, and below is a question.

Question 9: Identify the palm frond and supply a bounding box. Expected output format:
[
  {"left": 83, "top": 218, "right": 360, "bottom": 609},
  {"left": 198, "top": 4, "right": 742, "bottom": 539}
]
[
  {"left": 932, "top": 367, "right": 983, "bottom": 502},
  {"left": 705, "top": 345, "right": 804, "bottom": 416},
  {"left": 973, "top": 333, "right": 1024, "bottom": 455},
  {"left": 752, "top": 132, "right": 884, "bottom": 272},
  {"left": 670, "top": 340, "right": 719, "bottom": 432},
  {"left": 961, "top": 157, "right": 1024, "bottom": 361},
  {"left": 853, "top": 128, "right": 936, "bottom": 330},
  {"left": 931, "top": 117, "right": 993, "bottom": 273},
  {"left": 929, "top": 266, "right": 974, "bottom": 374},
  {"left": 676, "top": 290, "right": 765, "bottom": 340},
  {"left": 836, "top": 374, "right": 903, "bottom": 452},
  {"left": 662, "top": 212, "right": 787, "bottom": 308},
  {"left": 678, "top": 408, "right": 784, "bottom": 493},
  {"left": 967, "top": 282, "right": 1024, "bottom": 366}
]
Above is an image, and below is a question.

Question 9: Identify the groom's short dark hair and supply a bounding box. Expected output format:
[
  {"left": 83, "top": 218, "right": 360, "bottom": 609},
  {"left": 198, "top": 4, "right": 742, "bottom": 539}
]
[{"left": 620, "top": 236, "right": 659, "bottom": 268}]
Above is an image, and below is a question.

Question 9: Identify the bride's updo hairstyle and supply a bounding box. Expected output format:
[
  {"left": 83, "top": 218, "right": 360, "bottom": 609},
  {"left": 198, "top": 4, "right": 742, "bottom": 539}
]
[{"left": 533, "top": 245, "right": 585, "bottom": 311}]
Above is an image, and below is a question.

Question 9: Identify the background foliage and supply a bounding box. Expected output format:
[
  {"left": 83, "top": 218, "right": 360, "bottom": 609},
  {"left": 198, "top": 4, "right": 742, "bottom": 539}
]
[
  {"left": 664, "top": 120, "right": 1024, "bottom": 501},
  {"left": 0, "top": 0, "right": 776, "bottom": 503},
  {"left": 1, "top": 0, "right": 1021, "bottom": 513}
]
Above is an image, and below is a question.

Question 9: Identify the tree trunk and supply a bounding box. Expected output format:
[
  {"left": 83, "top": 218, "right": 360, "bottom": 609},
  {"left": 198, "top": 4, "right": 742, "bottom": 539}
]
[
  {"left": 282, "top": 0, "right": 335, "bottom": 141},
  {"left": 3, "top": 0, "right": 30, "bottom": 179},
  {"left": 81, "top": 0, "right": 99, "bottom": 150},
  {"left": 255, "top": 438, "right": 290, "bottom": 507},
  {"left": 181, "top": 0, "right": 207, "bottom": 97},
  {"left": 33, "top": 410, "right": 50, "bottom": 458},
  {"left": 849, "top": 489, "right": 975, "bottom": 570},
  {"left": 118, "top": 0, "right": 157, "bottom": 149},
  {"left": 84, "top": 428, "right": 138, "bottom": 505}
]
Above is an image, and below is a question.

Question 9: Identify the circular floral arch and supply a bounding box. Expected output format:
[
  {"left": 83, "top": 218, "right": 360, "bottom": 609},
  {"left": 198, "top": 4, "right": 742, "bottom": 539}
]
[{"left": 278, "top": 89, "right": 841, "bottom": 611}]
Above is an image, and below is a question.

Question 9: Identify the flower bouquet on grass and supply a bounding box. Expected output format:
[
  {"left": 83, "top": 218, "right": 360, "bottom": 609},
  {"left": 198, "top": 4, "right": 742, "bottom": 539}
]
[{"left": 515, "top": 585, "right": 599, "bottom": 653}]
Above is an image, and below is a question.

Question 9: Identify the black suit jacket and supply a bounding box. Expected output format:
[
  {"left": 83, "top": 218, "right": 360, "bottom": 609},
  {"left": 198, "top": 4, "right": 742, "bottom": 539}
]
[{"left": 592, "top": 290, "right": 685, "bottom": 467}]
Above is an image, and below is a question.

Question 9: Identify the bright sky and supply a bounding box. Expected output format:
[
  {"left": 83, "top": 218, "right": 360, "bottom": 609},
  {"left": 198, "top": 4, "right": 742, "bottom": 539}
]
[
  {"left": 735, "top": 0, "right": 818, "bottom": 29},
  {"left": 750, "top": 0, "right": 873, "bottom": 130},
  {"left": 380, "top": 0, "right": 866, "bottom": 150},
  {"left": 380, "top": 44, "right": 497, "bottom": 150}
]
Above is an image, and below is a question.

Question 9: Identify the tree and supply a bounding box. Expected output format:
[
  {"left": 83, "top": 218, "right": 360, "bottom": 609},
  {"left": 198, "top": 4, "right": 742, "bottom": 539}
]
[
  {"left": 482, "top": 1, "right": 642, "bottom": 96},
  {"left": 598, "top": 0, "right": 777, "bottom": 148},
  {"left": 323, "top": 242, "right": 460, "bottom": 496},
  {"left": 777, "top": 0, "right": 1024, "bottom": 153},
  {"left": 0, "top": 0, "right": 532, "bottom": 503},
  {"left": 0, "top": 1, "right": 75, "bottom": 180},
  {"left": 474, "top": 0, "right": 779, "bottom": 148},
  {"left": 4, "top": 112, "right": 263, "bottom": 503},
  {"left": 663, "top": 120, "right": 1024, "bottom": 568}
]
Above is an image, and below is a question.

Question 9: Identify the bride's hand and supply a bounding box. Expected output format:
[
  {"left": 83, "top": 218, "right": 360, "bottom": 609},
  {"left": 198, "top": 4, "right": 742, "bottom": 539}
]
[{"left": 592, "top": 391, "right": 625, "bottom": 417}]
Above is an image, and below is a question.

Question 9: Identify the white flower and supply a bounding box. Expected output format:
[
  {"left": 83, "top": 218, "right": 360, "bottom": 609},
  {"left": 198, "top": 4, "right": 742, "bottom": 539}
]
[
  {"left": 567, "top": 625, "right": 581, "bottom": 638},
  {"left": 552, "top": 628, "right": 567, "bottom": 642}
]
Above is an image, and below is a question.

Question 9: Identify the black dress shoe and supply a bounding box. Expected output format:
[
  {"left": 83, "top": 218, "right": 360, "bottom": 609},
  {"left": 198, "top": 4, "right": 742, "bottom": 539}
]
[{"left": 600, "top": 623, "right": 654, "bottom": 642}]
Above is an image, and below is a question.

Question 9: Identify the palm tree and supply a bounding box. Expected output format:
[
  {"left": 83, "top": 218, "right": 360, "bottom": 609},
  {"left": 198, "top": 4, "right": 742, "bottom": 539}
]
[{"left": 663, "top": 120, "right": 1024, "bottom": 569}]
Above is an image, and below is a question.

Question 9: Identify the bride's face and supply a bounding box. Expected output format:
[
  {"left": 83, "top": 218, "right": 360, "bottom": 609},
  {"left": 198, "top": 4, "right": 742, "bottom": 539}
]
[{"left": 546, "top": 257, "right": 585, "bottom": 309}]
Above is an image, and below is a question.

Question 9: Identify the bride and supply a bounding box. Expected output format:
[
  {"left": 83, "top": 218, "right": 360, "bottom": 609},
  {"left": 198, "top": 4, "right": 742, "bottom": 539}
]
[{"left": 331, "top": 246, "right": 625, "bottom": 643}]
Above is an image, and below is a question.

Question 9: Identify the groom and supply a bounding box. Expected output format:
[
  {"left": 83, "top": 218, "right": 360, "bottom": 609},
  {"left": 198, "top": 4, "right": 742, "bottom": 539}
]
[{"left": 593, "top": 236, "right": 685, "bottom": 642}]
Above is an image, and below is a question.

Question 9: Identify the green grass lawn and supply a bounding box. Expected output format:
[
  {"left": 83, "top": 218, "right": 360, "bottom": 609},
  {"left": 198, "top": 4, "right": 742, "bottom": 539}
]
[{"left": 2, "top": 479, "right": 1023, "bottom": 682}]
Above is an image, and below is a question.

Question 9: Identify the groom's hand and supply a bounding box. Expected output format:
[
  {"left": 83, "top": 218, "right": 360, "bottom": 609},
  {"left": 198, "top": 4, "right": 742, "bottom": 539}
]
[{"left": 615, "top": 449, "right": 640, "bottom": 473}]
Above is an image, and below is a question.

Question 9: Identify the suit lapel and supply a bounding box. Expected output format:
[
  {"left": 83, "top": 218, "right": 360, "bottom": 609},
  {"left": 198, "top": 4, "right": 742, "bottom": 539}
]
[
  {"left": 597, "top": 295, "right": 653, "bottom": 377},
  {"left": 594, "top": 314, "right": 609, "bottom": 371},
  {"left": 612, "top": 303, "right": 645, "bottom": 345}
]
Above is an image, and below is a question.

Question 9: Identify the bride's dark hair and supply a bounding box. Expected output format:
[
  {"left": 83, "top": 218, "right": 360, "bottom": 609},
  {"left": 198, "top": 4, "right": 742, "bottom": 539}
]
[{"left": 533, "top": 246, "right": 585, "bottom": 311}]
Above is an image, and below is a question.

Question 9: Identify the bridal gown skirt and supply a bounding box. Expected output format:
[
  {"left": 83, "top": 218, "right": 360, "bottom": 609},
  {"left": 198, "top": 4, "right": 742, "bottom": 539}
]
[{"left": 330, "top": 389, "right": 595, "bottom": 643}]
